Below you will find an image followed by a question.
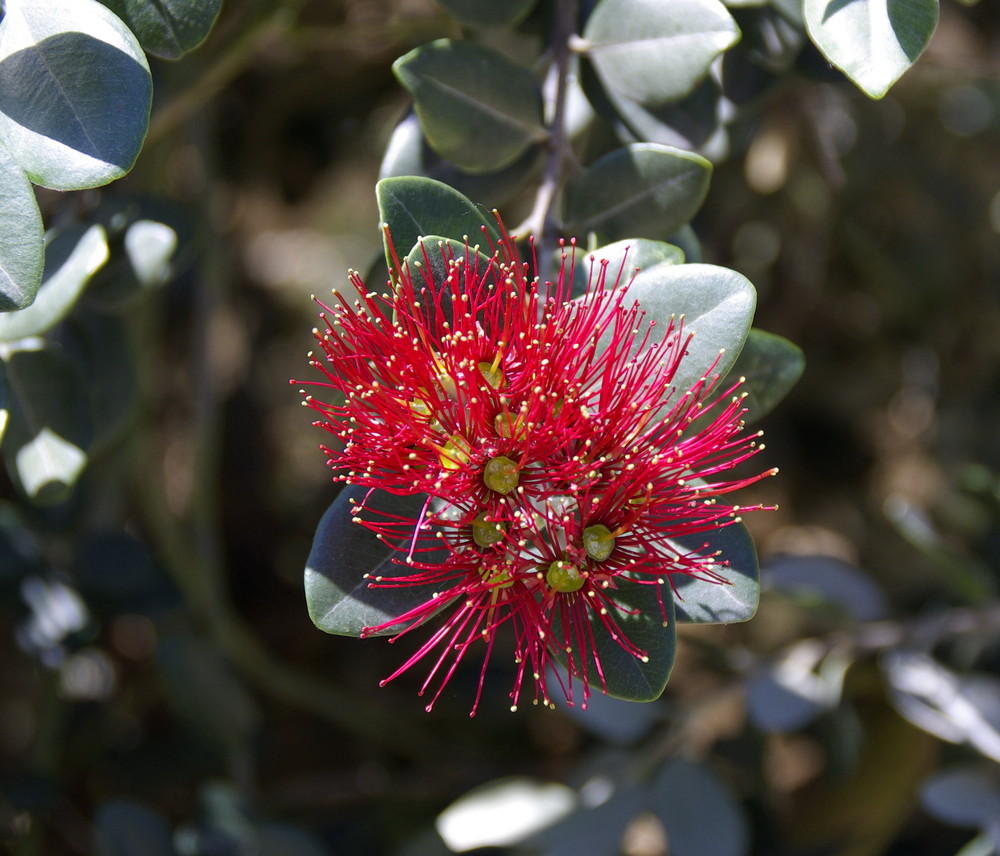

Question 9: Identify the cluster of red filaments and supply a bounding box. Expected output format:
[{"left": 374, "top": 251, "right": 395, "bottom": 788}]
[{"left": 298, "top": 222, "right": 776, "bottom": 714}]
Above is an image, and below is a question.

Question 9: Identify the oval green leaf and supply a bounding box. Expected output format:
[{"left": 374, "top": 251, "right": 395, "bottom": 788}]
[
  {"left": 393, "top": 39, "right": 545, "bottom": 174},
  {"left": 0, "top": 0, "right": 152, "bottom": 189},
  {"left": 804, "top": 0, "right": 938, "bottom": 98},
  {"left": 377, "top": 176, "right": 499, "bottom": 270},
  {"left": 725, "top": 328, "right": 804, "bottom": 422},
  {"left": 573, "top": 237, "right": 684, "bottom": 298},
  {"left": 0, "top": 225, "right": 109, "bottom": 342},
  {"left": 0, "top": 143, "right": 44, "bottom": 312},
  {"left": 305, "top": 488, "right": 446, "bottom": 637},
  {"left": 666, "top": 522, "right": 760, "bottom": 623},
  {"left": 583, "top": 0, "right": 740, "bottom": 106},
  {"left": 98, "top": 0, "right": 223, "bottom": 59},
  {"left": 565, "top": 144, "right": 712, "bottom": 243}
]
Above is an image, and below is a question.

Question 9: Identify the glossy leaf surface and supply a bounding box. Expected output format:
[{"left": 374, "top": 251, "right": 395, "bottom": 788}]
[
  {"left": 583, "top": 0, "right": 740, "bottom": 105},
  {"left": 565, "top": 144, "right": 712, "bottom": 243},
  {"left": 804, "top": 0, "right": 938, "bottom": 98},
  {"left": 98, "top": 0, "right": 222, "bottom": 59},
  {"left": 0, "top": 142, "right": 44, "bottom": 312},
  {"left": 393, "top": 39, "right": 545, "bottom": 173}
]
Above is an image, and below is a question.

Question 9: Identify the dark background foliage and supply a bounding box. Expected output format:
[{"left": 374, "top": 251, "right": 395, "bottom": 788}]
[{"left": 2, "top": 1, "right": 1000, "bottom": 855}]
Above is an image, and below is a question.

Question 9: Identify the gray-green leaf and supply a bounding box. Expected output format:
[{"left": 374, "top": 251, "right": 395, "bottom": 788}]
[
  {"left": 804, "top": 0, "right": 939, "bottom": 98},
  {"left": 393, "top": 39, "right": 545, "bottom": 174},
  {"left": 0, "top": 0, "right": 152, "bottom": 189},
  {"left": 0, "top": 142, "right": 44, "bottom": 312},
  {"left": 98, "top": 0, "right": 223, "bottom": 59}
]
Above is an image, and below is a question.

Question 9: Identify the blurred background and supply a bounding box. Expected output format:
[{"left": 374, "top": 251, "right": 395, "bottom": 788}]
[{"left": 2, "top": 1, "right": 1000, "bottom": 854}]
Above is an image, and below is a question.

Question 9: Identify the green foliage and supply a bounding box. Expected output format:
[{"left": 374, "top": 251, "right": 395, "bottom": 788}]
[
  {"left": 393, "top": 39, "right": 546, "bottom": 173},
  {"left": 0, "top": 0, "right": 151, "bottom": 190},
  {"left": 0, "top": 142, "right": 44, "bottom": 311},
  {"left": 804, "top": 0, "right": 939, "bottom": 98},
  {"left": 564, "top": 144, "right": 713, "bottom": 242},
  {"left": 98, "top": 0, "right": 223, "bottom": 59}
]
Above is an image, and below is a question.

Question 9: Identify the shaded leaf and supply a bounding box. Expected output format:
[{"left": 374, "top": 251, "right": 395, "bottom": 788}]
[
  {"left": 763, "top": 554, "right": 888, "bottom": 622},
  {"left": 0, "top": 0, "right": 152, "bottom": 189},
  {"left": 98, "top": 0, "right": 222, "bottom": 59},
  {"left": 376, "top": 176, "right": 499, "bottom": 272},
  {"left": 748, "top": 640, "right": 851, "bottom": 732},
  {"left": 653, "top": 759, "right": 749, "bottom": 856},
  {"left": 525, "top": 784, "right": 645, "bottom": 856},
  {"left": 583, "top": 0, "right": 740, "bottom": 105},
  {"left": 921, "top": 767, "right": 1000, "bottom": 829},
  {"left": 803, "top": 0, "right": 938, "bottom": 98},
  {"left": 158, "top": 631, "right": 261, "bottom": 753},
  {"left": 726, "top": 328, "right": 804, "bottom": 422},
  {"left": 305, "top": 488, "right": 445, "bottom": 637},
  {"left": 556, "top": 577, "right": 678, "bottom": 702},
  {"left": 1, "top": 343, "right": 92, "bottom": 503},
  {"left": 0, "top": 141, "right": 44, "bottom": 312},
  {"left": 0, "top": 225, "right": 109, "bottom": 342},
  {"left": 435, "top": 0, "right": 537, "bottom": 28},
  {"left": 669, "top": 522, "right": 760, "bottom": 623},
  {"left": 94, "top": 800, "right": 176, "bottom": 856},
  {"left": 565, "top": 144, "right": 712, "bottom": 243},
  {"left": 393, "top": 39, "right": 545, "bottom": 173}
]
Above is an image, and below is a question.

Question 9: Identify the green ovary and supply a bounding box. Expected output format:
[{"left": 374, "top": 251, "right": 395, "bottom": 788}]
[
  {"left": 472, "top": 513, "right": 506, "bottom": 548},
  {"left": 582, "top": 524, "right": 615, "bottom": 561},
  {"left": 483, "top": 456, "right": 519, "bottom": 494},
  {"left": 546, "top": 560, "right": 585, "bottom": 593}
]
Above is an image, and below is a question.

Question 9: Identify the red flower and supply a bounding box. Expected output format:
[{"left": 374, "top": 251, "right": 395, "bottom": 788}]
[{"left": 297, "top": 223, "right": 776, "bottom": 714}]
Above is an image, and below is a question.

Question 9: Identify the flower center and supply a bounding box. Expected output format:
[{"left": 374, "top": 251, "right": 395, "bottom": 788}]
[
  {"left": 477, "top": 358, "right": 503, "bottom": 389},
  {"left": 483, "top": 456, "right": 520, "bottom": 494},
  {"left": 582, "top": 524, "right": 615, "bottom": 562},
  {"left": 480, "top": 561, "right": 515, "bottom": 589},
  {"left": 546, "top": 560, "right": 585, "bottom": 593},
  {"left": 471, "top": 512, "right": 506, "bottom": 548}
]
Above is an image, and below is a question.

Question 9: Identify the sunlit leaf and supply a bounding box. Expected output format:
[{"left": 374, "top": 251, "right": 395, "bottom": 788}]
[
  {"left": 0, "top": 142, "right": 44, "bottom": 312},
  {"left": 625, "top": 261, "right": 757, "bottom": 394},
  {"left": 804, "top": 0, "right": 938, "bottom": 98},
  {"left": 583, "top": 0, "right": 740, "bottom": 105},
  {"left": 393, "top": 39, "right": 545, "bottom": 173},
  {"left": 0, "top": 0, "right": 151, "bottom": 189}
]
